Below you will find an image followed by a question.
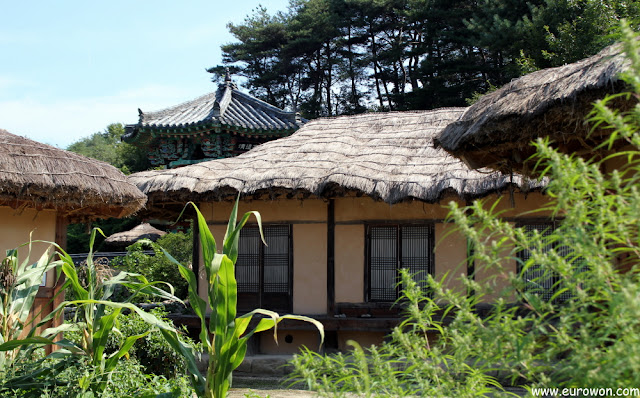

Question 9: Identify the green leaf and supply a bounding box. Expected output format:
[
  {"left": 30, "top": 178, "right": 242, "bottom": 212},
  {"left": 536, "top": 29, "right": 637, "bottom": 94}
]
[
  {"left": 159, "top": 246, "right": 211, "bottom": 351},
  {"left": 92, "top": 308, "right": 121, "bottom": 365},
  {"left": 0, "top": 336, "right": 53, "bottom": 351},
  {"left": 11, "top": 248, "right": 58, "bottom": 327},
  {"left": 189, "top": 202, "right": 217, "bottom": 272},
  {"left": 223, "top": 210, "right": 264, "bottom": 264},
  {"left": 60, "top": 259, "right": 89, "bottom": 300},
  {"left": 104, "top": 330, "right": 150, "bottom": 372},
  {"left": 159, "top": 328, "right": 206, "bottom": 396},
  {"left": 214, "top": 254, "right": 238, "bottom": 338}
]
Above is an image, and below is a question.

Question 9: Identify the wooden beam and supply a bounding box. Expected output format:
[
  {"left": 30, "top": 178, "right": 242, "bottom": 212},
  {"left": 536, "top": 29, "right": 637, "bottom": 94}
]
[
  {"left": 327, "top": 199, "right": 335, "bottom": 316},
  {"left": 192, "top": 216, "right": 201, "bottom": 298},
  {"left": 47, "top": 214, "right": 68, "bottom": 354}
]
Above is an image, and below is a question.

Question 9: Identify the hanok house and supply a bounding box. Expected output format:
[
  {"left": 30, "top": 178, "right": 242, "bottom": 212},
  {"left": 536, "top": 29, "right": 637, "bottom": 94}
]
[
  {"left": 434, "top": 41, "right": 638, "bottom": 274},
  {"left": 130, "top": 109, "right": 549, "bottom": 354},
  {"left": 434, "top": 42, "right": 632, "bottom": 175},
  {"left": 0, "top": 129, "right": 146, "bottom": 338},
  {"left": 123, "top": 73, "right": 304, "bottom": 169}
]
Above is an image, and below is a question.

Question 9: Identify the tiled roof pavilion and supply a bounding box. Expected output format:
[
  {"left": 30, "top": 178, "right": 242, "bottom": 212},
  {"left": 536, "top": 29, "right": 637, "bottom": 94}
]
[{"left": 124, "top": 73, "right": 304, "bottom": 168}]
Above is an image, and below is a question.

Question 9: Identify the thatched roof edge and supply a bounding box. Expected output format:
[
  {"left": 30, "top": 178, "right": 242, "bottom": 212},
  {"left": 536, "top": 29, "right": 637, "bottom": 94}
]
[
  {"left": 104, "top": 223, "right": 166, "bottom": 245},
  {"left": 0, "top": 129, "right": 147, "bottom": 220},
  {"left": 130, "top": 110, "right": 544, "bottom": 208},
  {"left": 434, "top": 43, "right": 631, "bottom": 169}
]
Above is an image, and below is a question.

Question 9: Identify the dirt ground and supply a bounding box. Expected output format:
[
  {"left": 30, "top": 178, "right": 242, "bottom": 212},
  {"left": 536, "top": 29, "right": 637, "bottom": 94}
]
[{"left": 229, "top": 388, "right": 317, "bottom": 397}]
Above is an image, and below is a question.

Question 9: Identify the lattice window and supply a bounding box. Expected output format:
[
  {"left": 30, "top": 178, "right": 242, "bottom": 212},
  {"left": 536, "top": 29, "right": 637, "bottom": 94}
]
[
  {"left": 367, "top": 224, "right": 434, "bottom": 302},
  {"left": 236, "top": 224, "right": 292, "bottom": 312},
  {"left": 518, "top": 222, "right": 585, "bottom": 303},
  {"left": 519, "top": 223, "right": 556, "bottom": 302}
]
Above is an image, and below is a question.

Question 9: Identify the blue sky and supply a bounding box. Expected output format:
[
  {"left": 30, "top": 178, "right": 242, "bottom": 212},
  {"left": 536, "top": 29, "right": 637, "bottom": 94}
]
[{"left": 0, "top": 1, "right": 290, "bottom": 148}]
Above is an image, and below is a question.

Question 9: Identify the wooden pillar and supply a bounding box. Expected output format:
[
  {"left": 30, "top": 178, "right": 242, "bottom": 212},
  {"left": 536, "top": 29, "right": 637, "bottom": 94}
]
[
  {"left": 46, "top": 214, "right": 68, "bottom": 354},
  {"left": 327, "top": 199, "right": 335, "bottom": 315},
  {"left": 465, "top": 201, "right": 475, "bottom": 298},
  {"left": 192, "top": 216, "right": 200, "bottom": 297}
]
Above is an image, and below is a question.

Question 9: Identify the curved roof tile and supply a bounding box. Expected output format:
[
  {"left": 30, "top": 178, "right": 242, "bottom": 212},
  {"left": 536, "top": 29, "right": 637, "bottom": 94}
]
[{"left": 124, "top": 80, "right": 302, "bottom": 142}]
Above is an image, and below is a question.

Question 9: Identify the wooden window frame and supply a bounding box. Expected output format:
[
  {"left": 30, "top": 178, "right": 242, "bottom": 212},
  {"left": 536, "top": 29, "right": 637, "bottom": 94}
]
[
  {"left": 236, "top": 224, "right": 293, "bottom": 313},
  {"left": 365, "top": 223, "right": 435, "bottom": 303},
  {"left": 516, "top": 220, "right": 577, "bottom": 303}
]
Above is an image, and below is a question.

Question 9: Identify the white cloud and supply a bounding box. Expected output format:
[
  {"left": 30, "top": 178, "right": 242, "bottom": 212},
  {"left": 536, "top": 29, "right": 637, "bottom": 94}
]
[{"left": 0, "top": 84, "right": 204, "bottom": 148}]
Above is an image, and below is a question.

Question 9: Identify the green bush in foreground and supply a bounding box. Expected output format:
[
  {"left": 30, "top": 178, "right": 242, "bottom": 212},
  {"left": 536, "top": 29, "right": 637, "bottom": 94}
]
[
  {"left": 1, "top": 355, "right": 192, "bottom": 397},
  {"left": 106, "top": 307, "right": 198, "bottom": 378},
  {"left": 64, "top": 307, "right": 199, "bottom": 379},
  {"left": 291, "top": 22, "right": 640, "bottom": 398},
  {"left": 0, "top": 228, "right": 192, "bottom": 396}
]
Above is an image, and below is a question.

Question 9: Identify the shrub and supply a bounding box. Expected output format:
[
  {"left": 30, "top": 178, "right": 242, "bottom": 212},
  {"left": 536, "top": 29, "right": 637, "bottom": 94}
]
[
  {"left": 0, "top": 228, "right": 190, "bottom": 396},
  {"left": 109, "top": 307, "right": 198, "bottom": 378},
  {"left": 66, "top": 307, "right": 199, "bottom": 378},
  {"left": 115, "top": 231, "right": 192, "bottom": 301},
  {"left": 0, "top": 355, "right": 193, "bottom": 397}
]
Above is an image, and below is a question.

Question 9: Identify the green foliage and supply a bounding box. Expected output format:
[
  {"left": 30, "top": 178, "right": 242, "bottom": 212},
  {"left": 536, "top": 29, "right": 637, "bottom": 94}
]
[
  {"left": 66, "top": 216, "right": 139, "bottom": 254},
  {"left": 108, "top": 308, "right": 197, "bottom": 378},
  {"left": 0, "top": 355, "right": 193, "bottom": 397},
  {"left": 216, "top": 0, "right": 637, "bottom": 115},
  {"left": 291, "top": 23, "right": 640, "bottom": 397},
  {"left": 520, "top": 0, "right": 640, "bottom": 67},
  {"left": 0, "top": 228, "right": 189, "bottom": 395},
  {"left": 66, "top": 123, "right": 150, "bottom": 175},
  {"left": 291, "top": 271, "right": 506, "bottom": 397},
  {"left": 214, "top": 6, "right": 292, "bottom": 111},
  {"left": 465, "top": 81, "right": 498, "bottom": 106},
  {"left": 158, "top": 199, "right": 324, "bottom": 398},
  {"left": 65, "top": 307, "right": 199, "bottom": 378},
  {"left": 115, "top": 231, "right": 192, "bottom": 301},
  {"left": 0, "top": 242, "right": 58, "bottom": 369},
  {"left": 243, "top": 392, "right": 271, "bottom": 398}
]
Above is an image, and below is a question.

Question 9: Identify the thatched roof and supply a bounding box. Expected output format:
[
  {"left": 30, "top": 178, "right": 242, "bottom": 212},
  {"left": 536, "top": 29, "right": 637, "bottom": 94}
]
[
  {"left": 0, "top": 129, "right": 147, "bottom": 220},
  {"left": 130, "top": 109, "right": 542, "bottom": 209},
  {"left": 104, "top": 223, "right": 166, "bottom": 248},
  {"left": 435, "top": 43, "right": 631, "bottom": 171}
]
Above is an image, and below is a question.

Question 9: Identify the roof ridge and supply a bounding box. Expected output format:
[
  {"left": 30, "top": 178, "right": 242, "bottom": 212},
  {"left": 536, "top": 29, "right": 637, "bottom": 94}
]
[
  {"left": 230, "top": 89, "right": 297, "bottom": 116},
  {"left": 142, "top": 91, "right": 218, "bottom": 120}
]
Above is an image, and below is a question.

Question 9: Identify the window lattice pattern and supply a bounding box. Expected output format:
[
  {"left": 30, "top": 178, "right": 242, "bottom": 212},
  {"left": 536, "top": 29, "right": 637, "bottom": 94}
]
[
  {"left": 520, "top": 223, "right": 556, "bottom": 302},
  {"left": 519, "top": 222, "right": 586, "bottom": 303},
  {"left": 263, "top": 225, "right": 291, "bottom": 294},
  {"left": 369, "top": 226, "right": 398, "bottom": 302},
  {"left": 236, "top": 224, "right": 291, "bottom": 312},
  {"left": 368, "top": 224, "right": 434, "bottom": 302},
  {"left": 237, "top": 227, "right": 261, "bottom": 293}
]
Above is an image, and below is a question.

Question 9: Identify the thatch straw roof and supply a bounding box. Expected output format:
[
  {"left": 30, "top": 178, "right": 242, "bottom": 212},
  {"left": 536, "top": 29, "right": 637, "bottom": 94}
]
[
  {"left": 0, "top": 129, "right": 147, "bottom": 220},
  {"left": 104, "top": 223, "right": 166, "bottom": 248},
  {"left": 130, "top": 109, "right": 542, "bottom": 209},
  {"left": 435, "top": 43, "right": 631, "bottom": 171}
]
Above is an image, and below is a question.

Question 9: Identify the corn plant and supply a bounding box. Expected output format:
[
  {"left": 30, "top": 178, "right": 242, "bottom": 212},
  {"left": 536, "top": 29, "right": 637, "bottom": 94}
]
[
  {"left": 0, "top": 239, "right": 58, "bottom": 370},
  {"left": 159, "top": 200, "right": 324, "bottom": 398},
  {"left": 0, "top": 228, "right": 198, "bottom": 395}
]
